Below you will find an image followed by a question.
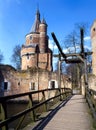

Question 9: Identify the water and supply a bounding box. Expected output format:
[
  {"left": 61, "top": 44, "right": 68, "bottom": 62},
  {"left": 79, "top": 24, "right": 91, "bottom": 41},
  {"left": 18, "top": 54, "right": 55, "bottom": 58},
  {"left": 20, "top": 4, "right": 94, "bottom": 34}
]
[
  {"left": 6, "top": 101, "right": 51, "bottom": 129},
  {"left": 1, "top": 94, "right": 61, "bottom": 129},
  {"left": 6, "top": 102, "right": 32, "bottom": 129}
]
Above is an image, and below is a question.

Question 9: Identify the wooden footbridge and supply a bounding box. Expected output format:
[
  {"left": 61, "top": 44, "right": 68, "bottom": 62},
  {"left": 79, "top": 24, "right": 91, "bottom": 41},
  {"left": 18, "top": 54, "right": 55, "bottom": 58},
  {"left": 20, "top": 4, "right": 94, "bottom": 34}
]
[
  {"left": 0, "top": 87, "right": 96, "bottom": 130},
  {"left": 37, "top": 95, "right": 92, "bottom": 130},
  {"left": 0, "top": 29, "right": 96, "bottom": 130}
]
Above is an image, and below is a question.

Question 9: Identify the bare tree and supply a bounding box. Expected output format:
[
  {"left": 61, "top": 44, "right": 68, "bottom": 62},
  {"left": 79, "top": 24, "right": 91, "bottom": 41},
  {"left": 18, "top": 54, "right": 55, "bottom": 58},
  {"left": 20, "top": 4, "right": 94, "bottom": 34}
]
[
  {"left": 61, "top": 22, "right": 90, "bottom": 88},
  {"left": 53, "top": 22, "right": 90, "bottom": 85},
  {"left": 63, "top": 30, "right": 79, "bottom": 53},
  {"left": 11, "top": 44, "right": 21, "bottom": 70},
  {"left": 0, "top": 50, "right": 4, "bottom": 63},
  {"left": 75, "top": 22, "right": 89, "bottom": 35},
  {"left": 63, "top": 22, "right": 89, "bottom": 54}
]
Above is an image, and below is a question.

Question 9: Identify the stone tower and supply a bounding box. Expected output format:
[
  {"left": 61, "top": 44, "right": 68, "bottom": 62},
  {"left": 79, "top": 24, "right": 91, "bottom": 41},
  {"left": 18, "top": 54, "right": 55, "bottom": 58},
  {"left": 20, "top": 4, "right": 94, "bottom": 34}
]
[
  {"left": 21, "top": 9, "right": 53, "bottom": 71},
  {"left": 91, "top": 20, "right": 96, "bottom": 75}
]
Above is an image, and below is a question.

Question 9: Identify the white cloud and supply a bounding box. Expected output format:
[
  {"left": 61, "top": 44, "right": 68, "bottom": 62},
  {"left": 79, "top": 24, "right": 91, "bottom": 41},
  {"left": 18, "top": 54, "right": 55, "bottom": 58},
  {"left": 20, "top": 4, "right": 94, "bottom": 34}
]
[
  {"left": 63, "top": 45, "right": 80, "bottom": 53},
  {"left": 84, "top": 45, "right": 92, "bottom": 51},
  {"left": 63, "top": 48, "right": 69, "bottom": 53},
  {"left": 49, "top": 39, "right": 58, "bottom": 50},
  {"left": 84, "top": 36, "right": 90, "bottom": 41}
]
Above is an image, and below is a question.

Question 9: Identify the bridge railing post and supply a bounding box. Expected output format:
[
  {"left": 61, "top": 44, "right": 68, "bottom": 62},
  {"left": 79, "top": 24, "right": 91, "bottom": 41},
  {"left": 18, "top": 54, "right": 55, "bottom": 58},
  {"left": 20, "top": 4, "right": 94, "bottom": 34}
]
[
  {"left": 91, "top": 91, "right": 96, "bottom": 111},
  {"left": 59, "top": 88, "right": 62, "bottom": 100},
  {"left": 85, "top": 88, "right": 96, "bottom": 120},
  {"left": 41, "top": 91, "right": 47, "bottom": 112},
  {"left": 29, "top": 94, "right": 36, "bottom": 121},
  {"left": 59, "top": 88, "right": 64, "bottom": 101},
  {"left": 0, "top": 103, "right": 8, "bottom": 130},
  {"left": 53, "top": 89, "right": 60, "bottom": 103},
  {"left": 15, "top": 94, "right": 35, "bottom": 130}
]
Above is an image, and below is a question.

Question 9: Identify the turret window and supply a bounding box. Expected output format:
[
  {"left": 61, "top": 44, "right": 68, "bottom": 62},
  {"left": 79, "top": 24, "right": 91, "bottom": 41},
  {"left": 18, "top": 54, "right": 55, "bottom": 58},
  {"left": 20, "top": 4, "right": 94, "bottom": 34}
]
[
  {"left": 27, "top": 55, "right": 29, "bottom": 59},
  {"left": 30, "top": 36, "right": 32, "bottom": 40},
  {"left": 93, "top": 28, "right": 96, "bottom": 31},
  {"left": 26, "top": 53, "right": 30, "bottom": 60}
]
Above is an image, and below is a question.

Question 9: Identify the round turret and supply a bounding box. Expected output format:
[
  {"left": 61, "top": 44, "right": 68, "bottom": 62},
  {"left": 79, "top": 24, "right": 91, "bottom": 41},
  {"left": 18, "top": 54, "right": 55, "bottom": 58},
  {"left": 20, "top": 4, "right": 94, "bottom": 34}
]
[
  {"left": 39, "top": 18, "right": 48, "bottom": 53},
  {"left": 26, "top": 33, "right": 39, "bottom": 45},
  {"left": 21, "top": 44, "right": 37, "bottom": 70},
  {"left": 21, "top": 9, "right": 52, "bottom": 71},
  {"left": 39, "top": 18, "right": 47, "bottom": 34}
]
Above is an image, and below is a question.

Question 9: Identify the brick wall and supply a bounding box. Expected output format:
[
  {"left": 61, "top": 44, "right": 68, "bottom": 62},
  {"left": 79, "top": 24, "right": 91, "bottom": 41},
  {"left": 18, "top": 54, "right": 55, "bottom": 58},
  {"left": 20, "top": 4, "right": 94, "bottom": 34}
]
[
  {"left": 0, "top": 65, "right": 71, "bottom": 100},
  {"left": 91, "top": 20, "right": 96, "bottom": 75}
]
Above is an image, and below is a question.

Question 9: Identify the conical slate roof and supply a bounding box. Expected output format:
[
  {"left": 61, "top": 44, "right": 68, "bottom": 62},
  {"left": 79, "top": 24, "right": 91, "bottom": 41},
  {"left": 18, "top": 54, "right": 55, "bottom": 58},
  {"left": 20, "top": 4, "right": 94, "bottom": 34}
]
[
  {"left": 30, "top": 9, "right": 41, "bottom": 33},
  {"left": 41, "top": 17, "right": 46, "bottom": 24}
]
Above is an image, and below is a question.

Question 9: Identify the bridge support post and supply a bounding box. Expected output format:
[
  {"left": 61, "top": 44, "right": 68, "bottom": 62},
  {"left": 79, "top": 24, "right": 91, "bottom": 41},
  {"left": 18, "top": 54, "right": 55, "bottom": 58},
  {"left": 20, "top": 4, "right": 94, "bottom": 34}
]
[
  {"left": 42, "top": 91, "right": 47, "bottom": 112},
  {"left": 29, "top": 94, "right": 35, "bottom": 121},
  {"left": 81, "top": 75, "right": 86, "bottom": 96},
  {"left": 0, "top": 103, "right": 8, "bottom": 130}
]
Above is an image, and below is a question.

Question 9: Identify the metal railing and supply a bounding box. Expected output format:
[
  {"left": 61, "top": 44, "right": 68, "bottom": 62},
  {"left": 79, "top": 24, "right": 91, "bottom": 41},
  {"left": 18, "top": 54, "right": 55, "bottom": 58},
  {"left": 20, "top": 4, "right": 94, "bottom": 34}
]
[{"left": 0, "top": 88, "right": 72, "bottom": 130}]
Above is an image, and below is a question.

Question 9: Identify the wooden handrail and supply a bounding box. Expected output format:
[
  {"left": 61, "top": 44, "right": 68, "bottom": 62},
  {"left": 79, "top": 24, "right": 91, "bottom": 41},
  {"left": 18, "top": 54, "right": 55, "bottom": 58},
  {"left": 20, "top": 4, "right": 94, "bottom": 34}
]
[
  {"left": 0, "top": 88, "right": 72, "bottom": 129},
  {"left": 85, "top": 87, "right": 96, "bottom": 119},
  {"left": 0, "top": 88, "right": 71, "bottom": 102}
]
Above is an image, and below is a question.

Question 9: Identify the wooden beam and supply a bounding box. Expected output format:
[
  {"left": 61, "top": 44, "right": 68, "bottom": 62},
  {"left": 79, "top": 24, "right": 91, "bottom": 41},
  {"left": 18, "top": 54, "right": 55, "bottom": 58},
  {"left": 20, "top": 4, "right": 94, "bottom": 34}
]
[
  {"left": 53, "top": 52, "right": 92, "bottom": 58},
  {"left": 66, "top": 59, "right": 82, "bottom": 63},
  {"left": 51, "top": 32, "right": 66, "bottom": 59},
  {"left": 80, "top": 28, "right": 84, "bottom": 54}
]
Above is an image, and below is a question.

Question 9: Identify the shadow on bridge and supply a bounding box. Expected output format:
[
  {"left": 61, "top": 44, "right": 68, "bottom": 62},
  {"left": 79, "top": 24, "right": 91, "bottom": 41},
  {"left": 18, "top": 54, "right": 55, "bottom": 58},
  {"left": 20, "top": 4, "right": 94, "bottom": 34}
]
[
  {"left": 32, "top": 95, "right": 94, "bottom": 130},
  {"left": 32, "top": 96, "right": 72, "bottom": 130}
]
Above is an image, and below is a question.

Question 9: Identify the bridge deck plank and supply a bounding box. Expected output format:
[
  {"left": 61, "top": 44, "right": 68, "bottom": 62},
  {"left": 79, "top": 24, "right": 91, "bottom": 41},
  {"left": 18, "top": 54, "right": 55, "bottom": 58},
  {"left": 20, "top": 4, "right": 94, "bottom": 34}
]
[{"left": 44, "top": 95, "right": 92, "bottom": 130}]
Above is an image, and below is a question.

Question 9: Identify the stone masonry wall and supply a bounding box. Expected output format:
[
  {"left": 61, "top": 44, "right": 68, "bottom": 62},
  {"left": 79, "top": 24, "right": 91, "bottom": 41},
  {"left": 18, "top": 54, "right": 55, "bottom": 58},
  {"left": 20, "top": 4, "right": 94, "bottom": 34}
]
[{"left": 0, "top": 65, "right": 71, "bottom": 100}]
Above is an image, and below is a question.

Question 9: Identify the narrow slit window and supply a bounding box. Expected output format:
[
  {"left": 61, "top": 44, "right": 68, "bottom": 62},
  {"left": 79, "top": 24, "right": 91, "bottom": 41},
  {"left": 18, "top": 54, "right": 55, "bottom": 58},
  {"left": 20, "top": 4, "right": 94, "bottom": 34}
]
[{"left": 30, "top": 82, "right": 35, "bottom": 90}]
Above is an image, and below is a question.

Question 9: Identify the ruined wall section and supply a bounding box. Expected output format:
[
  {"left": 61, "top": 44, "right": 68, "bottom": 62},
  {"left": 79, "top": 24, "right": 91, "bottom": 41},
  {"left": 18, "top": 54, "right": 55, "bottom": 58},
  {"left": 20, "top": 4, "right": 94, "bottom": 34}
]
[
  {"left": 0, "top": 65, "right": 71, "bottom": 100},
  {"left": 91, "top": 20, "right": 96, "bottom": 75}
]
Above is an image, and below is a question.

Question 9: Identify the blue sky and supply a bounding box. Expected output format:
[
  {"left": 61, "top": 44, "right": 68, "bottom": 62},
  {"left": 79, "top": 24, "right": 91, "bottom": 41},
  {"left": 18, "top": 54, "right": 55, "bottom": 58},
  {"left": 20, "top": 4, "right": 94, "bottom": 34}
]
[{"left": 0, "top": 0, "right": 95, "bottom": 67}]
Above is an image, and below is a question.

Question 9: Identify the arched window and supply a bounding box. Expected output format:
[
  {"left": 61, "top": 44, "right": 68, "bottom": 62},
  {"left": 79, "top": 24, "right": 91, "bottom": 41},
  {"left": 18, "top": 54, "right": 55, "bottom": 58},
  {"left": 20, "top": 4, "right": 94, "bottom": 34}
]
[{"left": 30, "top": 36, "right": 32, "bottom": 40}]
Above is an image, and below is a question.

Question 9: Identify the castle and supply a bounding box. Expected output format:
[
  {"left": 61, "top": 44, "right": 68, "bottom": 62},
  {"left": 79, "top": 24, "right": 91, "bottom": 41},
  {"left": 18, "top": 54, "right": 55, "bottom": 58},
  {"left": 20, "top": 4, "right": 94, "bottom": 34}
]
[
  {"left": 0, "top": 10, "right": 71, "bottom": 97},
  {"left": 1, "top": 10, "right": 96, "bottom": 97},
  {"left": 21, "top": 9, "right": 52, "bottom": 71},
  {"left": 91, "top": 20, "right": 96, "bottom": 75}
]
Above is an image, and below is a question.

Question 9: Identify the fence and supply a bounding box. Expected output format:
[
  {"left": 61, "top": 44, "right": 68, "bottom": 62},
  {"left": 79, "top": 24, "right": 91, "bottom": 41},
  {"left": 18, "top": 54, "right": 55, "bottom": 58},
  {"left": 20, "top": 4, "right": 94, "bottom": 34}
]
[
  {"left": 0, "top": 88, "right": 72, "bottom": 130},
  {"left": 85, "top": 87, "right": 96, "bottom": 120}
]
